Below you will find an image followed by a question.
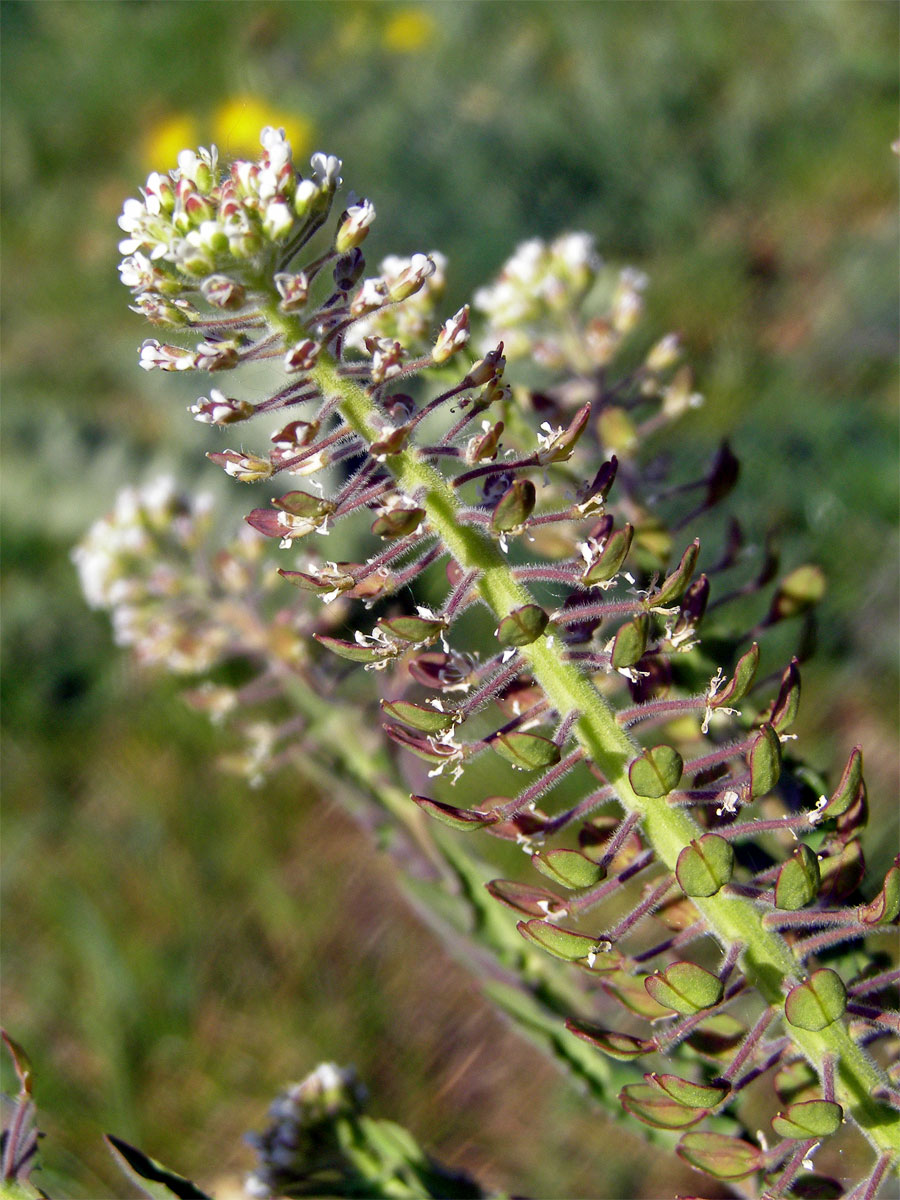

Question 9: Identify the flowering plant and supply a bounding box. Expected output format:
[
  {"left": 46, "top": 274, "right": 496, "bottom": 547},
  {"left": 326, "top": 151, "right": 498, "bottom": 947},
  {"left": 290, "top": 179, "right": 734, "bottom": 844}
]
[{"left": 49, "top": 126, "right": 900, "bottom": 1198}]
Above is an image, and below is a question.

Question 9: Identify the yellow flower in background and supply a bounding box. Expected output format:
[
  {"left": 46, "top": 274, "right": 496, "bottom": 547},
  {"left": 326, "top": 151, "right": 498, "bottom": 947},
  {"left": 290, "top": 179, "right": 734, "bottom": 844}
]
[
  {"left": 382, "top": 7, "right": 435, "bottom": 53},
  {"left": 212, "top": 96, "right": 314, "bottom": 160},
  {"left": 142, "top": 112, "right": 199, "bottom": 171}
]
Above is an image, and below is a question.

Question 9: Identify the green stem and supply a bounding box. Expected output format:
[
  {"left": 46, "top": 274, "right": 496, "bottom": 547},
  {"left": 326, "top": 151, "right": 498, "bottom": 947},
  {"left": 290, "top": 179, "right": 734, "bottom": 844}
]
[{"left": 311, "top": 352, "right": 898, "bottom": 1163}]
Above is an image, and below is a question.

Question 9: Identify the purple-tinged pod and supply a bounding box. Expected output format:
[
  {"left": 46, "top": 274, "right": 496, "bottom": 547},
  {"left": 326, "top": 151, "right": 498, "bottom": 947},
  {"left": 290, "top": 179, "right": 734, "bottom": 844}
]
[
  {"left": 314, "top": 633, "right": 399, "bottom": 667},
  {"left": 274, "top": 491, "right": 335, "bottom": 519},
  {"left": 564, "top": 1019, "right": 653, "bottom": 1061},
  {"left": 384, "top": 724, "right": 461, "bottom": 767},
  {"left": 676, "top": 835, "right": 734, "bottom": 898},
  {"left": 369, "top": 423, "right": 412, "bottom": 461},
  {"left": 278, "top": 564, "right": 356, "bottom": 596},
  {"left": 645, "top": 540, "right": 700, "bottom": 609},
  {"left": 531, "top": 849, "right": 606, "bottom": 890},
  {"left": 581, "top": 523, "right": 634, "bottom": 586},
  {"left": 491, "top": 479, "right": 536, "bottom": 533},
  {"left": 380, "top": 699, "right": 456, "bottom": 734},
  {"left": 517, "top": 919, "right": 619, "bottom": 969},
  {"left": 771, "top": 1099, "right": 843, "bottom": 1139},
  {"left": 486, "top": 879, "right": 568, "bottom": 918},
  {"left": 370, "top": 506, "right": 425, "bottom": 539},
  {"left": 676, "top": 1132, "right": 763, "bottom": 1181},
  {"left": 611, "top": 614, "right": 649, "bottom": 670},
  {"left": 669, "top": 575, "right": 710, "bottom": 644},
  {"left": 704, "top": 442, "right": 741, "bottom": 508},
  {"left": 813, "top": 746, "right": 863, "bottom": 821},
  {"left": 654, "top": 893, "right": 700, "bottom": 932},
  {"left": 709, "top": 643, "right": 759, "bottom": 710},
  {"left": 571, "top": 455, "right": 618, "bottom": 516},
  {"left": 629, "top": 745, "right": 684, "bottom": 799},
  {"left": 768, "top": 657, "right": 801, "bottom": 734},
  {"left": 411, "top": 795, "right": 498, "bottom": 831},
  {"left": 496, "top": 604, "right": 549, "bottom": 648},
  {"left": 857, "top": 858, "right": 900, "bottom": 925},
  {"left": 748, "top": 723, "right": 781, "bottom": 800},
  {"left": 620, "top": 1084, "right": 708, "bottom": 1130},
  {"left": 536, "top": 404, "right": 590, "bottom": 466},
  {"left": 408, "top": 652, "right": 475, "bottom": 691},
  {"left": 490, "top": 731, "right": 561, "bottom": 771},
  {"left": 817, "top": 839, "right": 865, "bottom": 903},
  {"left": 774, "top": 844, "right": 821, "bottom": 910},
  {"left": 784, "top": 969, "right": 847, "bottom": 1032},
  {"left": 645, "top": 962, "right": 724, "bottom": 1015},
  {"left": 376, "top": 614, "right": 446, "bottom": 646},
  {"left": 646, "top": 1074, "right": 730, "bottom": 1110},
  {"left": 465, "top": 419, "right": 504, "bottom": 464}
]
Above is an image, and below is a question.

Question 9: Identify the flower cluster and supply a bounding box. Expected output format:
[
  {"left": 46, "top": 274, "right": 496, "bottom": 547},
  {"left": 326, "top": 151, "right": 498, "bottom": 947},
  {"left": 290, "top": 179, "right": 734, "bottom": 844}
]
[
  {"left": 344, "top": 250, "right": 448, "bottom": 356},
  {"left": 118, "top": 128, "right": 342, "bottom": 287},
  {"left": 73, "top": 477, "right": 287, "bottom": 675}
]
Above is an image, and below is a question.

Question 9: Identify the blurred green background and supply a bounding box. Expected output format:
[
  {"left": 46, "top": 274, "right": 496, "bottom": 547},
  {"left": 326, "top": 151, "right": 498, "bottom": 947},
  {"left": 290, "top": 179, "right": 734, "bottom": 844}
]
[{"left": 2, "top": 2, "right": 897, "bottom": 1196}]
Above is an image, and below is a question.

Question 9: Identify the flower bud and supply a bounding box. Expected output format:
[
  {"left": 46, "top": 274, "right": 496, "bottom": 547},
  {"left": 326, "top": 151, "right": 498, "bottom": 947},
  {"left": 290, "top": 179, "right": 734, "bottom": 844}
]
[
  {"left": 432, "top": 305, "right": 470, "bottom": 363},
  {"left": 201, "top": 275, "right": 246, "bottom": 309},
  {"left": 284, "top": 340, "right": 319, "bottom": 373},
  {"left": 262, "top": 199, "right": 295, "bottom": 242},
  {"left": 129, "top": 294, "right": 195, "bottom": 327},
  {"left": 645, "top": 332, "right": 681, "bottom": 372},
  {"left": 386, "top": 253, "right": 434, "bottom": 302},
  {"left": 274, "top": 271, "right": 310, "bottom": 312},
  {"left": 195, "top": 337, "right": 241, "bottom": 371},
  {"left": 335, "top": 199, "right": 376, "bottom": 253},
  {"left": 139, "top": 339, "right": 196, "bottom": 371},
  {"left": 189, "top": 388, "right": 255, "bottom": 424},
  {"left": 207, "top": 449, "right": 273, "bottom": 483}
]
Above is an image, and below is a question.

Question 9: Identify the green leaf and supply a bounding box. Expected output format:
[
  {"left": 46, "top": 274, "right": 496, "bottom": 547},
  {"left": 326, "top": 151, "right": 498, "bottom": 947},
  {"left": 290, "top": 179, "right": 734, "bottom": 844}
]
[
  {"left": 676, "top": 835, "right": 734, "bottom": 897},
  {"left": 645, "top": 539, "right": 699, "bottom": 608},
  {"left": 710, "top": 643, "right": 759, "bottom": 709},
  {"left": 644, "top": 961, "right": 723, "bottom": 1015},
  {"left": 647, "top": 1073, "right": 730, "bottom": 1110},
  {"left": 517, "top": 919, "right": 618, "bottom": 967},
  {"left": 491, "top": 479, "right": 535, "bottom": 532},
  {"left": 564, "top": 1019, "right": 653, "bottom": 1060},
  {"left": 532, "top": 849, "right": 606, "bottom": 890},
  {"left": 771, "top": 1100, "right": 843, "bottom": 1139},
  {"left": 775, "top": 844, "right": 821, "bottom": 910},
  {"left": 611, "top": 613, "right": 649, "bottom": 669},
  {"left": 748, "top": 723, "right": 781, "bottom": 799},
  {"left": 490, "top": 731, "right": 561, "bottom": 771},
  {"left": 620, "top": 1083, "right": 707, "bottom": 1129},
  {"left": 628, "top": 744, "right": 684, "bottom": 798},
  {"left": 677, "top": 1132, "right": 763, "bottom": 1181},
  {"left": 105, "top": 1136, "right": 212, "bottom": 1200},
  {"left": 411, "top": 795, "right": 497, "bottom": 831},
  {"left": 784, "top": 969, "right": 847, "bottom": 1032},
  {"left": 496, "top": 604, "right": 549, "bottom": 647}
]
